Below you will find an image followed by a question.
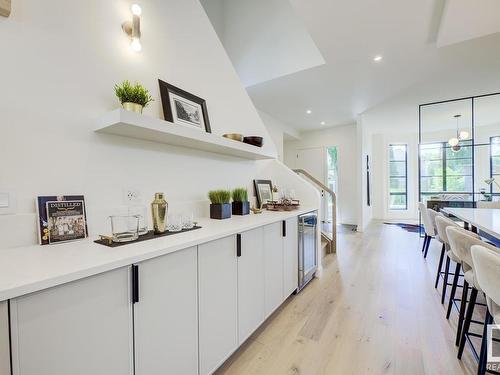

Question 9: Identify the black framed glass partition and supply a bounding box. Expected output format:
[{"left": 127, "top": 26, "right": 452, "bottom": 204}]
[{"left": 419, "top": 92, "right": 500, "bottom": 208}]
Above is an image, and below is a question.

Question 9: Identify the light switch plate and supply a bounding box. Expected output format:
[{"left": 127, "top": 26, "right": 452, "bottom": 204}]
[{"left": 0, "top": 191, "right": 16, "bottom": 215}]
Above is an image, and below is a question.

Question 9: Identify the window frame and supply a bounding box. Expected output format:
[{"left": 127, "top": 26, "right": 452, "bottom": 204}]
[
  {"left": 388, "top": 143, "right": 408, "bottom": 211},
  {"left": 419, "top": 141, "right": 473, "bottom": 197}
]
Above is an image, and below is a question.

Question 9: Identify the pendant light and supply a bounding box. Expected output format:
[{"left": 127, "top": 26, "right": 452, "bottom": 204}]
[{"left": 448, "top": 114, "right": 468, "bottom": 152}]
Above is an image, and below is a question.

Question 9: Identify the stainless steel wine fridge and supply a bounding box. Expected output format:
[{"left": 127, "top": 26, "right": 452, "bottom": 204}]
[{"left": 297, "top": 210, "right": 318, "bottom": 292}]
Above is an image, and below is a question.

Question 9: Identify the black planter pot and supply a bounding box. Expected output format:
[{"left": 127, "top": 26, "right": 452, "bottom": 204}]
[
  {"left": 210, "top": 203, "right": 232, "bottom": 220},
  {"left": 232, "top": 201, "right": 250, "bottom": 215}
]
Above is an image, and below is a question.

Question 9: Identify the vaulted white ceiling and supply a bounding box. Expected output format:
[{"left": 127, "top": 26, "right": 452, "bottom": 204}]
[{"left": 202, "top": 0, "right": 500, "bottom": 132}]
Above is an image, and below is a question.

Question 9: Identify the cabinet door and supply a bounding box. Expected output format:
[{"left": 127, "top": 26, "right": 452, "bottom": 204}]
[
  {"left": 238, "top": 227, "right": 265, "bottom": 344},
  {"left": 198, "top": 236, "right": 238, "bottom": 375},
  {"left": 264, "top": 222, "right": 284, "bottom": 317},
  {"left": 283, "top": 217, "right": 299, "bottom": 297},
  {"left": 134, "top": 247, "right": 198, "bottom": 375},
  {"left": 10, "top": 268, "right": 133, "bottom": 375},
  {"left": 0, "top": 301, "right": 9, "bottom": 375}
]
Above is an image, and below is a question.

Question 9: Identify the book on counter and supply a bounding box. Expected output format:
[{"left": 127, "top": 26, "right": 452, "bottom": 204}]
[{"left": 36, "top": 195, "right": 88, "bottom": 245}]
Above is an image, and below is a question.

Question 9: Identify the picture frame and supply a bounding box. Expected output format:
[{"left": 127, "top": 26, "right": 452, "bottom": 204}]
[
  {"left": 254, "top": 179, "right": 273, "bottom": 208},
  {"left": 158, "top": 79, "right": 211, "bottom": 133}
]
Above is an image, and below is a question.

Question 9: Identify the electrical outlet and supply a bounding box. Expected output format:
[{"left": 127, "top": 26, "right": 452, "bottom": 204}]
[{"left": 123, "top": 188, "right": 141, "bottom": 204}]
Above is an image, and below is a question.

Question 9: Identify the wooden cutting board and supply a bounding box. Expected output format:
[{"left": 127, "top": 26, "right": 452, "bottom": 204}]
[{"left": 0, "top": 0, "right": 11, "bottom": 17}]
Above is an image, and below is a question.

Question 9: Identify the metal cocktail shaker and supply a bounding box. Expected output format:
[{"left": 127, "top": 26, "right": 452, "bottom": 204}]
[{"left": 151, "top": 193, "right": 168, "bottom": 234}]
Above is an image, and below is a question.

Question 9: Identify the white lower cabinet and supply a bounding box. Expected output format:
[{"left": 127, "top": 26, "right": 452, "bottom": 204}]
[
  {"left": 198, "top": 236, "right": 238, "bottom": 375},
  {"left": 237, "top": 227, "right": 265, "bottom": 344},
  {"left": 10, "top": 267, "right": 134, "bottom": 375},
  {"left": 283, "top": 217, "right": 299, "bottom": 296},
  {"left": 264, "top": 222, "right": 284, "bottom": 317},
  {"left": 5, "top": 215, "right": 302, "bottom": 375},
  {"left": 134, "top": 247, "right": 198, "bottom": 375},
  {"left": 0, "top": 301, "right": 10, "bottom": 375}
]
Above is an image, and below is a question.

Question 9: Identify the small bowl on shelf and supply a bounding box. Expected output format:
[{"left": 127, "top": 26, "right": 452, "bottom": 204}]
[
  {"left": 243, "top": 136, "right": 264, "bottom": 147},
  {"left": 223, "top": 133, "right": 244, "bottom": 142}
]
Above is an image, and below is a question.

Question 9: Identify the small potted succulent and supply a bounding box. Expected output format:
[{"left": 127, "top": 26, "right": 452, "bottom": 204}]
[
  {"left": 231, "top": 187, "right": 250, "bottom": 215},
  {"left": 208, "top": 190, "right": 232, "bottom": 220},
  {"left": 114, "top": 80, "right": 154, "bottom": 114}
]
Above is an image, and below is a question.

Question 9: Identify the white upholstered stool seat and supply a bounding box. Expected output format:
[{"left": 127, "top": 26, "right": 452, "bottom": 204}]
[
  {"left": 463, "top": 269, "right": 481, "bottom": 292},
  {"left": 447, "top": 250, "right": 461, "bottom": 264}
]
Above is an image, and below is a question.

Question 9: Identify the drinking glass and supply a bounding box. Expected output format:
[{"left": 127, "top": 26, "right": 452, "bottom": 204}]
[
  {"left": 109, "top": 215, "right": 139, "bottom": 242},
  {"left": 182, "top": 213, "right": 194, "bottom": 229},
  {"left": 168, "top": 214, "right": 182, "bottom": 232},
  {"left": 128, "top": 205, "right": 148, "bottom": 235}
]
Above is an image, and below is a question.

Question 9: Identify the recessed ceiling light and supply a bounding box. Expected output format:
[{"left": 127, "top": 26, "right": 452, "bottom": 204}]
[
  {"left": 373, "top": 55, "right": 383, "bottom": 62},
  {"left": 320, "top": 121, "right": 326, "bottom": 125},
  {"left": 306, "top": 109, "right": 312, "bottom": 114}
]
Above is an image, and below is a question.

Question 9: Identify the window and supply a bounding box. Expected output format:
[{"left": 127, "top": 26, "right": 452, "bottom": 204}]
[
  {"left": 389, "top": 144, "right": 407, "bottom": 210},
  {"left": 491, "top": 136, "right": 500, "bottom": 193},
  {"left": 419, "top": 141, "right": 473, "bottom": 201}
]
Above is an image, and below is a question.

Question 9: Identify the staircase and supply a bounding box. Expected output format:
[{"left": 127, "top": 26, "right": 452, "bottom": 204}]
[{"left": 293, "top": 169, "right": 337, "bottom": 254}]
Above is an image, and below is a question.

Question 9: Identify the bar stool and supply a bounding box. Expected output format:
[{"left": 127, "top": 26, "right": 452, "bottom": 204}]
[
  {"left": 418, "top": 202, "right": 436, "bottom": 258},
  {"left": 471, "top": 244, "right": 500, "bottom": 375},
  {"left": 447, "top": 229, "right": 499, "bottom": 362},
  {"left": 446, "top": 227, "right": 481, "bottom": 345},
  {"left": 435, "top": 215, "right": 461, "bottom": 304},
  {"left": 426, "top": 208, "right": 441, "bottom": 259}
]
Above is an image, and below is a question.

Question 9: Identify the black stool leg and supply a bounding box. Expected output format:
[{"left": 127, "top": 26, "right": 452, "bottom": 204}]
[
  {"left": 456, "top": 280, "right": 469, "bottom": 346},
  {"left": 478, "top": 309, "right": 493, "bottom": 375},
  {"left": 442, "top": 255, "right": 451, "bottom": 305},
  {"left": 435, "top": 243, "right": 445, "bottom": 289},
  {"left": 458, "top": 287, "right": 478, "bottom": 359},
  {"left": 421, "top": 234, "right": 428, "bottom": 253},
  {"left": 424, "top": 236, "right": 431, "bottom": 258},
  {"left": 446, "top": 262, "right": 461, "bottom": 319}
]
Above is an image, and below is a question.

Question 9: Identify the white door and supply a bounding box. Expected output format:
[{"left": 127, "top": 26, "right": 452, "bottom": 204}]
[
  {"left": 283, "top": 217, "right": 299, "bottom": 297},
  {"left": 10, "top": 267, "right": 133, "bottom": 375},
  {"left": 296, "top": 147, "right": 327, "bottom": 221},
  {"left": 0, "top": 301, "right": 9, "bottom": 375},
  {"left": 237, "top": 227, "right": 265, "bottom": 344},
  {"left": 134, "top": 247, "right": 198, "bottom": 375},
  {"left": 198, "top": 236, "right": 238, "bottom": 375},
  {"left": 264, "top": 222, "right": 284, "bottom": 317}
]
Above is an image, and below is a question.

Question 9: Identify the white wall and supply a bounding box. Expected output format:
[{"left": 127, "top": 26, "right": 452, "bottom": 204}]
[
  {"left": 359, "top": 67, "right": 500, "bottom": 222},
  {"left": 0, "top": 0, "right": 318, "bottom": 249},
  {"left": 258, "top": 110, "right": 300, "bottom": 162},
  {"left": 284, "top": 124, "right": 358, "bottom": 225},
  {"left": 212, "top": 0, "right": 324, "bottom": 87},
  {"left": 199, "top": 0, "right": 225, "bottom": 40}
]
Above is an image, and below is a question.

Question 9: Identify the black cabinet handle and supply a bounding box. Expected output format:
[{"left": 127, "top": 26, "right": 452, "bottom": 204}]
[
  {"left": 236, "top": 234, "right": 241, "bottom": 257},
  {"left": 282, "top": 220, "right": 287, "bottom": 237},
  {"left": 132, "top": 265, "right": 139, "bottom": 304}
]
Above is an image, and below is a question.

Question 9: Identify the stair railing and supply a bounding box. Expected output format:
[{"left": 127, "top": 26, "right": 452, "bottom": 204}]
[{"left": 293, "top": 169, "right": 337, "bottom": 253}]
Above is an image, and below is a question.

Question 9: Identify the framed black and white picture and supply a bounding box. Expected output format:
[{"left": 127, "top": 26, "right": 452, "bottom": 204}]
[
  {"left": 158, "top": 79, "right": 211, "bottom": 133},
  {"left": 254, "top": 179, "right": 273, "bottom": 208}
]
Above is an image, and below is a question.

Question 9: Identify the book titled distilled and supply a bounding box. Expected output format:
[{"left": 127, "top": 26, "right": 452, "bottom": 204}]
[{"left": 37, "top": 195, "right": 88, "bottom": 245}]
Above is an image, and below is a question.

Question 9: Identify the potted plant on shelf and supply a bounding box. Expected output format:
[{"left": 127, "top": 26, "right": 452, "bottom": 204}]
[
  {"left": 208, "top": 190, "right": 232, "bottom": 220},
  {"left": 231, "top": 187, "right": 250, "bottom": 215},
  {"left": 114, "top": 80, "right": 154, "bottom": 114}
]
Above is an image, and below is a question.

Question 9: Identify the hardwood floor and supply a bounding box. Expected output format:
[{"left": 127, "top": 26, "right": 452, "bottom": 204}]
[{"left": 216, "top": 222, "right": 478, "bottom": 375}]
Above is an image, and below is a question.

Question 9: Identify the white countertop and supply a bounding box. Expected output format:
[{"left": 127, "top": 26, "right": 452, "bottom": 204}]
[
  {"left": 0, "top": 207, "right": 316, "bottom": 301},
  {"left": 441, "top": 207, "right": 500, "bottom": 239}
]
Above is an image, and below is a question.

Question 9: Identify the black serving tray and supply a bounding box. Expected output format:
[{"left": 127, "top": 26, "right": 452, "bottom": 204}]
[{"left": 94, "top": 226, "right": 202, "bottom": 248}]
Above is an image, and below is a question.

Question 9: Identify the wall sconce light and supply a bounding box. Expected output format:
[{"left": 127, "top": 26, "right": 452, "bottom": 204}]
[{"left": 122, "top": 4, "right": 142, "bottom": 52}]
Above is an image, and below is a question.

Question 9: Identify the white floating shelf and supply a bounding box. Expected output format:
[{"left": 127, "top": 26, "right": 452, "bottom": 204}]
[{"left": 95, "top": 109, "right": 276, "bottom": 160}]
